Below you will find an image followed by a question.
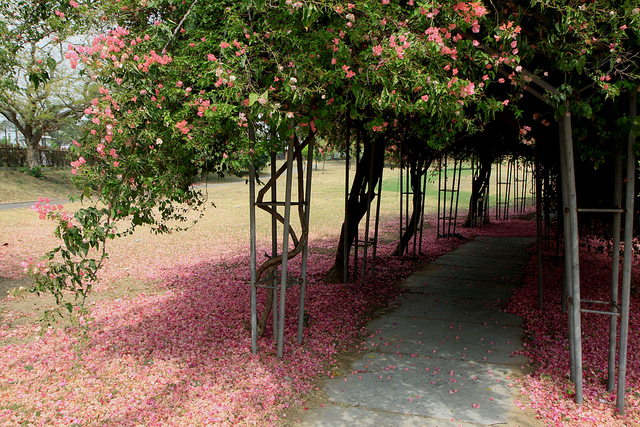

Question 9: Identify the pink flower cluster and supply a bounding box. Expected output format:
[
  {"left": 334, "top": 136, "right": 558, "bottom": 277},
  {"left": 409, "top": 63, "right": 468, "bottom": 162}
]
[
  {"left": 29, "top": 197, "right": 73, "bottom": 228},
  {"left": 30, "top": 197, "right": 64, "bottom": 220}
]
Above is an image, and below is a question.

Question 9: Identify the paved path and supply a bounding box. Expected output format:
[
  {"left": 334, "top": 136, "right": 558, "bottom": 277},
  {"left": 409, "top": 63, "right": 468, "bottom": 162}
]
[
  {"left": 0, "top": 199, "right": 73, "bottom": 211},
  {"left": 299, "top": 236, "right": 541, "bottom": 427}
]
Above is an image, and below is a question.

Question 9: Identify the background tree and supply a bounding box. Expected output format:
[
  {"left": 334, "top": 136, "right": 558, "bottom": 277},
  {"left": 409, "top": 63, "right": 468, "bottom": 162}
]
[{"left": 0, "top": 0, "right": 100, "bottom": 168}]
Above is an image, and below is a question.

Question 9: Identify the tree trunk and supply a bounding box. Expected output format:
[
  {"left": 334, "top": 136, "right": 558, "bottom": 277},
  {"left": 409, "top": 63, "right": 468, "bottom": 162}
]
[
  {"left": 392, "top": 156, "right": 432, "bottom": 256},
  {"left": 25, "top": 129, "right": 43, "bottom": 168},
  {"left": 324, "top": 135, "right": 386, "bottom": 283},
  {"left": 461, "top": 156, "right": 492, "bottom": 227}
]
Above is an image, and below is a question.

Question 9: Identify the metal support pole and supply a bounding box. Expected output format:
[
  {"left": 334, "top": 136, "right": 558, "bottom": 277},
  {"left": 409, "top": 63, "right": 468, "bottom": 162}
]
[
  {"left": 298, "top": 135, "right": 314, "bottom": 344},
  {"left": 249, "top": 126, "right": 258, "bottom": 354},
  {"left": 561, "top": 102, "right": 583, "bottom": 403},
  {"left": 608, "top": 148, "right": 623, "bottom": 392},
  {"left": 277, "top": 123, "right": 296, "bottom": 359},
  {"left": 617, "top": 93, "right": 637, "bottom": 414}
]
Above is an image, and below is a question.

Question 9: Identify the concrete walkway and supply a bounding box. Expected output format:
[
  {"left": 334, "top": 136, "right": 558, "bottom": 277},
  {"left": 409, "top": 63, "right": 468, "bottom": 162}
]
[{"left": 300, "top": 236, "right": 541, "bottom": 427}]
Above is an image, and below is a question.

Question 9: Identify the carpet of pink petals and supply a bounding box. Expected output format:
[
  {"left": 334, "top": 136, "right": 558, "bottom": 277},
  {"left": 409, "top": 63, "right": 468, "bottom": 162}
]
[
  {"left": 0, "top": 214, "right": 466, "bottom": 426},
  {"left": 3, "top": 209, "right": 640, "bottom": 426},
  {"left": 507, "top": 237, "right": 640, "bottom": 426}
]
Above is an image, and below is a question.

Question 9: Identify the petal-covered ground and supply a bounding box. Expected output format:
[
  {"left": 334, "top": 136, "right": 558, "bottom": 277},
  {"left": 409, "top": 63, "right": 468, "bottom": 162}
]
[
  {"left": 1, "top": 211, "right": 639, "bottom": 426},
  {"left": 0, "top": 215, "right": 466, "bottom": 426},
  {"left": 507, "top": 237, "right": 640, "bottom": 426}
]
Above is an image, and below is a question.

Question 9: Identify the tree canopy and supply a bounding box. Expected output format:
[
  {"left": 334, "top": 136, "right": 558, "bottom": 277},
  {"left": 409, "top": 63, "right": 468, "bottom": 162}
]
[
  {"left": 0, "top": 0, "right": 104, "bottom": 167},
  {"left": 25, "top": 0, "right": 640, "bottom": 316}
]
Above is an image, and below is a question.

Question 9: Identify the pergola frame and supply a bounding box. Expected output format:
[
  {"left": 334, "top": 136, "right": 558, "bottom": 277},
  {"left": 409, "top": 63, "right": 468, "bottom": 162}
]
[
  {"left": 398, "top": 145, "right": 428, "bottom": 256},
  {"left": 516, "top": 71, "right": 637, "bottom": 411},
  {"left": 436, "top": 155, "right": 463, "bottom": 238}
]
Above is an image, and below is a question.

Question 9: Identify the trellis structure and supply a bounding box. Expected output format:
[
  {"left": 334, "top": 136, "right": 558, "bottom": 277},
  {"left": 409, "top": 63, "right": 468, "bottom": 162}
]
[
  {"left": 351, "top": 138, "right": 383, "bottom": 284},
  {"left": 494, "top": 158, "right": 513, "bottom": 220},
  {"left": 398, "top": 148, "right": 428, "bottom": 256},
  {"left": 436, "top": 156, "right": 463, "bottom": 238},
  {"left": 249, "top": 124, "right": 315, "bottom": 358},
  {"left": 512, "top": 159, "right": 531, "bottom": 215},
  {"left": 557, "top": 95, "right": 637, "bottom": 413},
  {"left": 487, "top": 56, "right": 638, "bottom": 412},
  {"left": 467, "top": 155, "right": 491, "bottom": 228}
]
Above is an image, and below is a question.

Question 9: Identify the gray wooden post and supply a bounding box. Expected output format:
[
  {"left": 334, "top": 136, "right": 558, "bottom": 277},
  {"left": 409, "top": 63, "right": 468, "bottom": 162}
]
[
  {"left": 561, "top": 102, "right": 583, "bottom": 403},
  {"left": 617, "top": 93, "right": 637, "bottom": 414},
  {"left": 558, "top": 116, "right": 574, "bottom": 378},
  {"left": 298, "top": 136, "right": 314, "bottom": 344},
  {"left": 608, "top": 148, "right": 623, "bottom": 392}
]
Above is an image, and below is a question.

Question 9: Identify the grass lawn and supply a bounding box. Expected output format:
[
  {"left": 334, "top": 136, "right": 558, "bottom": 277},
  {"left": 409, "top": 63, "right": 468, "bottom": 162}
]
[{"left": 0, "top": 169, "right": 78, "bottom": 204}]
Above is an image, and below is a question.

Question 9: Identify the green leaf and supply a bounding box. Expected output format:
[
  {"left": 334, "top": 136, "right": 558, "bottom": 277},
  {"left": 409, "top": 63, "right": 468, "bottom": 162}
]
[
  {"left": 29, "top": 73, "right": 40, "bottom": 90},
  {"left": 46, "top": 56, "right": 56, "bottom": 72},
  {"left": 301, "top": 4, "right": 321, "bottom": 30}
]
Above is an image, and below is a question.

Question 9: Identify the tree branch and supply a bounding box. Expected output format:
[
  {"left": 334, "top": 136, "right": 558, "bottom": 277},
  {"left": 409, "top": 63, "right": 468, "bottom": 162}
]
[{"left": 162, "top": 0, "right": 199, "bottom": 54}]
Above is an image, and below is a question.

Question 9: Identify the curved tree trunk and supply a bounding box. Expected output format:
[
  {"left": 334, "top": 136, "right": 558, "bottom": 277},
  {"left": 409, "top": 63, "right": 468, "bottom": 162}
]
[
  {"left": 461, "top": 156, "right": 492, "bottom": 227},
  {"left": 324, "top": 134, "right": 386, "bottom": 283},
  {"left": 392, "top": 156, "right": 432, "bottom": 256}
]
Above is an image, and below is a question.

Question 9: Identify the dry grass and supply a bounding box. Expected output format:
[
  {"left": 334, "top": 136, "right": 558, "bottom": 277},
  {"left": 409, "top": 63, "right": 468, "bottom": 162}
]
[
  {"left": 0, "top": 159, "right": 533, "bottom": 298},
  {"left": 0, "top": 169, "right": 78, "bottom": 203}
]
